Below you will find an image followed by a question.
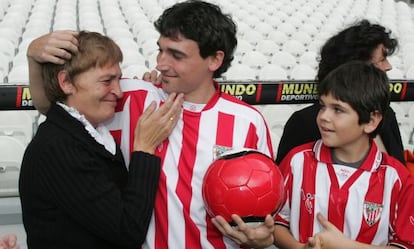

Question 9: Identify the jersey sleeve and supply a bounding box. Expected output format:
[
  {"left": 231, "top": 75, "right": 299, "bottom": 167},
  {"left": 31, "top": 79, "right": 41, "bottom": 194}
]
[
  {"left": 274, "top": 152, "right": 294, "bottom": 227},
  {"left": 255, "top": 110, "right": 275, "bottom": 160},
  {"left": 389, "top": 173, "right": 414, "bottom": 248}
]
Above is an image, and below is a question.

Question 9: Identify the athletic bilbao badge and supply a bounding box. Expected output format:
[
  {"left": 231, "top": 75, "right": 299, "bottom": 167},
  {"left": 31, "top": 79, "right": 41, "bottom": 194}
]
[
  {"left": 363, "top": 202, "right": 383, "bottom": 226},
  {"left": 212, "top": 145, "right": 233, "bottom": 160}
]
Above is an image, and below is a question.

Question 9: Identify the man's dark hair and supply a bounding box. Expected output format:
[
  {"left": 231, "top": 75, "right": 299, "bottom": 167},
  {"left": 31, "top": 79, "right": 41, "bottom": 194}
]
[
  {"left": 317, "top": 19, "right": 398, "bottom": 83},
  {"left": 154, "top": 0, "right": 237, "bottom": 78}
]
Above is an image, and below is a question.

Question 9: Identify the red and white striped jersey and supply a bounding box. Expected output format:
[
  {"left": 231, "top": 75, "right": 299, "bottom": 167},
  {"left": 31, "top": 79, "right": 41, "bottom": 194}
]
[
  {"left": 275, "top": 139, "right": 414, "bottom": 248},
  {"left": 105, "top": 79, "right": 274, "bottom": 249}
]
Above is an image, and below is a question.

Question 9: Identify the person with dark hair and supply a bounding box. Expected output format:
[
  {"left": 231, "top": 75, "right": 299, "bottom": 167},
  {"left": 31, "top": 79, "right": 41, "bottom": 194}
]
[
  {"left": 276, "top": 19, "right": 405, "bottom": 165},
  {"left": 273, "top": 60, "right": 414, "bottom": 249},
  {"left": 110, "top": 1, "right": 275, "bottom": 248},
  {"left": 114, "top": 1, "right": 275, "bottom": 248},
  {"left": 20, "top": 31, "right": 184, "bottom": 249}
]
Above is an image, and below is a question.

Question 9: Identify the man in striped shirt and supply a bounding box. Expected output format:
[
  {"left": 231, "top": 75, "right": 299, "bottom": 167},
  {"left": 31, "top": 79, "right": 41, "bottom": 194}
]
[
  {"left": 105, "top": 1, "right": 276, "bottom": 248},
  {"left": 273, "top": 61, "right": 414, "bottom": 249}
]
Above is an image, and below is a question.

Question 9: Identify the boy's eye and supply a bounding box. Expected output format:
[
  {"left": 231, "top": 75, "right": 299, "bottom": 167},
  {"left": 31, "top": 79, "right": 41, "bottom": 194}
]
[{"left": 334, "top": 107, "right": 343, "bottom": 113}]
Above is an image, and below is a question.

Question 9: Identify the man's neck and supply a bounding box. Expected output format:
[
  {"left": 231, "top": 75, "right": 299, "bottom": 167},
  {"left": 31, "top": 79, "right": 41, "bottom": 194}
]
[{"left": 183, "top": 81, "right": 217, "bottom": 104}]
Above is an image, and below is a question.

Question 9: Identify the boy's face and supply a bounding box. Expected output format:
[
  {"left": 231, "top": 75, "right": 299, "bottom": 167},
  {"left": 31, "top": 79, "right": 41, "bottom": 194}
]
[
  {"left": 317, "top": 93, "right": 373, "bottom": 159},
  {"left": 155, "top": 35, "right": 221, "bottom": 103},
  {"left": 66, "top": 63, "right": 122, "bottom": 127}
]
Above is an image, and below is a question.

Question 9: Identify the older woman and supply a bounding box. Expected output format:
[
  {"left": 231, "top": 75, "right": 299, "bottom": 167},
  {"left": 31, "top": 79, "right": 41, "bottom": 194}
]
[{"left": 19, "top": 31, "right": 183, "bottom": 249}]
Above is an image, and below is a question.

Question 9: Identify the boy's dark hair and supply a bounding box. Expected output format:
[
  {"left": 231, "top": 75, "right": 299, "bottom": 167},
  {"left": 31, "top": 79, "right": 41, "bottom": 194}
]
[
  {"left": 318, "top": 60, "right": 390, "bottom": 138},
  {"left": 317, "top": 19, "right": 398, "bottom": 83},
  {"left": 154, "top": 0, "right": 237, "bottom": 78}
]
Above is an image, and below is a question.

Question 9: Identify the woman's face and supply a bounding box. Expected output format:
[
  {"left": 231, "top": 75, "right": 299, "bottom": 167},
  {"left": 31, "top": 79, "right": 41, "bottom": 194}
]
[{"left": 66, "top": 62, "right": 122, "bottom": 127}]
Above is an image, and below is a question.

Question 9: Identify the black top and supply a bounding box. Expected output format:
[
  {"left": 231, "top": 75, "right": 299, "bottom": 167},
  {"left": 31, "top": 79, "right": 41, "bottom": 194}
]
[
  {"left": 19, "top": 103, "right": 161, "bottom": 249},
  {"left": 275, "top": 103, "right": 405, "bottom": 165}
]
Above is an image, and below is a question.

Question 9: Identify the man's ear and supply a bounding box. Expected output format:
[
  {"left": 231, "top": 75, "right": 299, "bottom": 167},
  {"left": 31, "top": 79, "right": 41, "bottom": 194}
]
[
  {"left": 208, "top": 51, "right": 224, "bottom": 72},
  {"left": 363, "top": 111, "right": 383, "bottom": 134},
  {"left": 57, "top": 70, "right": 73, "bottom": 95}
]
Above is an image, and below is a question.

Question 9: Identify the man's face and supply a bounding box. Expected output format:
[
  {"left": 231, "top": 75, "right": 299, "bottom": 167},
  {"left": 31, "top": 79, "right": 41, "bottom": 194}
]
[
  {"left": 66, "top": 63, "right": 122, "bottom": 127},
  {"left": 155, "top": 35, "right": 220, "bottom": 103},
  {"left": 371, "top": 44, "right": 392, "bottom": 72}
]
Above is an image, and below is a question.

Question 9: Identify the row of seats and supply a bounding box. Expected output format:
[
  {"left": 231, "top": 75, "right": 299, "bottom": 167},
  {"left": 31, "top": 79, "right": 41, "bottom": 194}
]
[{"left": 224, "top": 63, "right": 316, "bottom": 81}]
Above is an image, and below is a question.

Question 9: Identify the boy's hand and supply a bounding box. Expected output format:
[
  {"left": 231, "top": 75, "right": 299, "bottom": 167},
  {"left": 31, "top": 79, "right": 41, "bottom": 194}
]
[
  {"left": 313, "top": 213, "right": 350, "bottom": 249},
  {"left": 306, "top": 236, "right": 323, "bottom": 249}
]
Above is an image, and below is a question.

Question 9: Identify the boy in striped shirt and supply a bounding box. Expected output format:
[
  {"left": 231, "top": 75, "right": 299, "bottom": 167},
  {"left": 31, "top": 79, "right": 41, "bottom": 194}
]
[{"left": 273, "top": 60, "right": 414, "bottom": 249}]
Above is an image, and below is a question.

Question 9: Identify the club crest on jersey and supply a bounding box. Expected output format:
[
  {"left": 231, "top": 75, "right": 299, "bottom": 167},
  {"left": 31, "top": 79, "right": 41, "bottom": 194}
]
[
  {"left": 212, "top": 145, "right": 233, "bottom": 160},
  {"left": 363, "top": 202, "right": 383, "bottom": 226}
]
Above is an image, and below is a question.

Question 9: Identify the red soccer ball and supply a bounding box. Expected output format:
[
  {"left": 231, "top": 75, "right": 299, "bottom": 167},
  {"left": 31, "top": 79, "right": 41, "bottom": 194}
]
[{"left": 202, "top": 150, "right": 284, "bottom": 224}]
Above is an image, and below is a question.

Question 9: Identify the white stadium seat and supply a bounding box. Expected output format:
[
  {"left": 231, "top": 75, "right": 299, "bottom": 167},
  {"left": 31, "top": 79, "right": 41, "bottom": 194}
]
[
  {"left": 140, "top": 38, "right": 160, "bottom": 59},
  {"left": 0, "top": 111, "right": 34, "bottom": 146},
  {"left": 255, "top": 22, "right": 274, "bottom": 38},
  {"left": 258, "top": 64, "right": 288, "bottom": 80},
  {"left": 241, "top": 51, "right": 269, "bottom": 70},
  {"left": 0, "top": 136, "right": 25, "bottom": 197},
  {"left": 241, "top": 29, "right": 265, "bottom": 46},
  {"left": 291, "top": 31, "right": 313, "bottom": 47},
  {"left": 406, "top": 65, "right": 414, "bottom": 79},
  {"left": 271, "top": 51, "right": 297, "bottom": 72},
  {"left": 261, "top": 104, "right": 295, "bottom": 136},
  {"left": 290, "top": 64, "right": 317, "bottom": 80},
  {"left": 299, "top": 51, "right": 319, "bottom": 69},
  {"left": 268, "top": 30, "right": 289, "bottom": 47},
  {"left": 7, "top": 65, "right": 29, "bottom": 84},
  {"left": 282, "top": 39, "right": 307, "bottom": 58},
  {"left": 224, "top": 64, "right": 257, "bottom": 81},
  {"left": 387, "top": 67, "right": 405, "bottom": 79},
  {"left": 256, "top": 39, "right": 280, "bottom": 57},
  {"left": 276, "top": 22, "right": 296, "bottom": 37},
  {"left": 234, "top": 39, "right": 254, "bottom": 57},
  {"left": 135, "top": 28, "right": 160, "bottom": 47}
]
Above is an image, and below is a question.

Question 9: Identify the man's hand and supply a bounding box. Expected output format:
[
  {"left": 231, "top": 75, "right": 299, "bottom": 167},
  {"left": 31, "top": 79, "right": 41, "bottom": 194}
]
[
  {"left": 27, "top": 30, "right": 79, "bottom": 64},
  {"left": 212, "top": 214, "right": 274, "bottom": 248}
]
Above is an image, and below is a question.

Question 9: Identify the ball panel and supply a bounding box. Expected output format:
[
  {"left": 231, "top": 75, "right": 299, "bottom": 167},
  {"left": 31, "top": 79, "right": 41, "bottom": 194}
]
[
  {"left": 225, "top": 186, "right": 259, "bottom": 217},
  {"left": 218, "top": 160, "right": 251, "bottom": 187}
]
